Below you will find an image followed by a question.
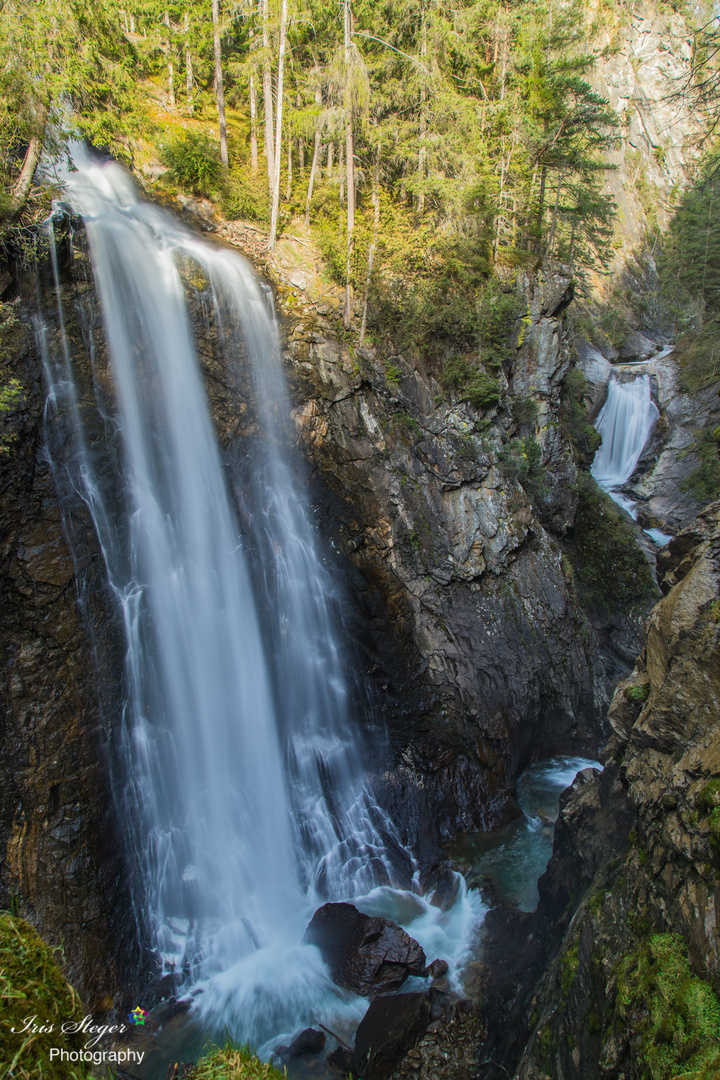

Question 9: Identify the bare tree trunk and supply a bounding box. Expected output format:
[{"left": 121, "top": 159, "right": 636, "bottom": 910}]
[
  {"left": 286, "top": 135, "right": 292, "bottom": 200},
  {"left": 339, "top": 140, "right": 344, "bottom": 206},
  {"left": 343, "top": 0, "right": 355, "bottom": 328},
  {"left": 305, "top": 86, "right": 322, "bottom": 227},
  {"left": 545, "top": 170, "right": 565, "bottom": 258},
  {"left": 417, "top": 2, "right": 427, "bottom": 216},
  {"left": 360, "top": 156, "right": 380, "bottom": 342},
  {"left": 249, "top": 27, "right": 258, "bottom": 171},
  {"left": 164, "top": 12, "right": 176, "bottom": 107},
  {"left": 269, "top": 0, "right": 288, "bottom": 251},
  {"left": 184, "top": 12, "right": 194, "bottom": 112},
  {"left": 6, "top": 133, "right": 42, "bottom": 220},
  {"left": 212, "top": 0, "right": 228, "bottom": 168},
  {"left": 262, "top": 0, "right": 274, "bottom": 184},
  {"left": 327, "top": 142, "right": 333, "bottom": 175}
]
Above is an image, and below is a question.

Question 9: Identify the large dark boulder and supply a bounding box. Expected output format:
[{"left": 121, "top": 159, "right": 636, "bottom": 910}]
[
  {"left": 303, "top": 902, "right": 426, "bottom": 995},
  {"left": 351, "top": 992, "right": 432, "bottom": 1080}
]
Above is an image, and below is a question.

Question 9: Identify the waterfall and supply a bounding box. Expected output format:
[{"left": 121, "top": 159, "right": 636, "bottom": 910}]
[
  {"left": 591, "top": 374, "right": 659, "bottom": 518},
  {"left": 39, "top": 156, "right": 482, "bottom": 1052}
]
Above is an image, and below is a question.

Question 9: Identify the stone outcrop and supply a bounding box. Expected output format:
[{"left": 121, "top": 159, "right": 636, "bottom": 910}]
[
  {"left": 477, "top": 502, "right": 720, "bottom": 1080},
  {"left": 0, "top": 295, "right": 135, "bottom": 1012},
  {"left": 254, "top": 260, "right": 612, "bottom": 845},
  {"left": 304, "top": 902, "right": 427, "bottom": 996}
]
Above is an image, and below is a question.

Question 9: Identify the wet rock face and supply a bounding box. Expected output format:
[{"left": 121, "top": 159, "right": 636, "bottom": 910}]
[
  {"left": 0, "top": 288, "right": 135, "bottom": 1011},
  {"left": 480, "top": 503, "right": 720, "bottom": 1080},
  {"left": 260, "top": 264, "right": 609, "bottom": 842},
  {"left": 352, "top": 992, "right": 432, "bottom": 1080},
  {"left": 304, "top": 902, "right": 427, "bottom": 995}
]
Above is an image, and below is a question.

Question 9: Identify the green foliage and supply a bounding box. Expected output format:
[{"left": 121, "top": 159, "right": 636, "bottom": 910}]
[
  {"left": 0, "top": 376, "right": 24, "bottom": 455},
  {"left": 161, "top": 132, "right": 224, "bottom": 199},
  {"left": 572, "top": 472, "right": 657, "bottom": 614},
  {"left": 190, "top": 1042, "right": 287, "bottom": 1080},
  {"left": 0, "top": 913, "right": 90, "bottom": 1079},
  {"left": 561, "top": 367, "right": 602, "bottom": 468},
  {"left": 223, "top": 165, "right": 270, "bottom": 224},
  {"left": 680, "top": 428, "right": 720, "bottom": 505},
  {"left": 511, "top": 396, "right": 540, "bottom": 427},
  {"left": 561, "top": 944, "right": 580, "bottom": 999},
  {"left": 624, "top": 682, "right": 651, "bottom": 704},
  {"left": 385, "top": 363, "right": 402, "bottom": 384},
  {"left": 442, "top": 354, "right": 501, "bottom": 409},
  {"left": 499, "top": 435, "right": 546, "bottom": 500},
  {"left": 0, "top": 0, "right": 144, "bottom": 218},
  {"left": 615, "top": 934, "right": 720, "bottom": 1080},
  {"left": 659, "top": 162, "right": 720, "bottom": 392}
]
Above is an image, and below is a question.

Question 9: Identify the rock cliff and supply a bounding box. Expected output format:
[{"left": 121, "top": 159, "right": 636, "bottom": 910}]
[{"left": 481, "top": 502, "right": 720, "bottom": 1080}]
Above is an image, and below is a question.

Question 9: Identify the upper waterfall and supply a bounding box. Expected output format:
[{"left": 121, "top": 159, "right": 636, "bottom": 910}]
[
  {"left": 39, "top": 155, "right": 482, "bottom": 1053},
  {"left": 591, "top": 374, "right": 659, "bottom": 491}
]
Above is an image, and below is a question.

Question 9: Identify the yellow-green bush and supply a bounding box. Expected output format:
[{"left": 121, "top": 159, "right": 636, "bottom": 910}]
[{"left": 189, "top": 1043, "right": 287, "bottom": 1080}]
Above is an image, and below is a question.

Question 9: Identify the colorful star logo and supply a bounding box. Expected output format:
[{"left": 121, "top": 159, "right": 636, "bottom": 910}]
[{"left": 128, "top": 1006, "right": 148, "bottom": 1025}]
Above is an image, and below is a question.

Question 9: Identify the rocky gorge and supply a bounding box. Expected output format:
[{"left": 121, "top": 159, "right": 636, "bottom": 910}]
[{"left": 1, "top": 12, "right": 720, "bottom": 1070}]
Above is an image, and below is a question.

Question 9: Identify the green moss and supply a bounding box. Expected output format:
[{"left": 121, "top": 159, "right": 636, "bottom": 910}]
[
  {"left": 615, "top": 934, "right": 720, "bottom": 1080},
  {"left": 189, "top": 1043, "right": 287, "bottom": 1080},
  {"left": 572, "top": 472, "right": 657, "bottom": 615},
  {"left": 585, "top": 1008, "right": 602, "bottom": 1036},
  {"left": 0, "top": 913, "right": 90, "bottom": 1079},
  {"left": 561, "top": 944, "right": 580, "bottom": 999},
  {"left": 588, "top": 890, "right": 604, "bottom": 915},
  {"left": 697, "top": 781, "right": 720, "bottom": 814}
]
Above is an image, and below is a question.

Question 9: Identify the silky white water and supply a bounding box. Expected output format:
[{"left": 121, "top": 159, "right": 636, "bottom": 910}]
[
  {"left": 591, "top": 374, "right": 670, "bottom": 542},
  {"left": 39, "top": 156, "right": 483, "bottom": 1053},
  {"left": 592, "top": 374, "right": 658, "bottom": 493}
]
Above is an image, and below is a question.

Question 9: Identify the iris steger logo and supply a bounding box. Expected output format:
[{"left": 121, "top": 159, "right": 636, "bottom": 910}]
[{"left": 128, "top": 1006, "right": 149, "bottom": 1025}]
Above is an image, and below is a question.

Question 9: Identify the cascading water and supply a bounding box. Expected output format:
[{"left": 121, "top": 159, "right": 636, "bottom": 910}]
[
  {"left": 38, "top": 154, "right": 482, "bottom": 1058},
  {"left": 591, "top": 373, "right": 671, "bottom": 544},
  {"left": 591, "top": 374, "right": 658, "bottom": 497}
]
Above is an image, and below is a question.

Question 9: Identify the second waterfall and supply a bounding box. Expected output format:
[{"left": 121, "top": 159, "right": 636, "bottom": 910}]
[{"left": 40, "top": 158, "right": 480, "bottom": 1051}]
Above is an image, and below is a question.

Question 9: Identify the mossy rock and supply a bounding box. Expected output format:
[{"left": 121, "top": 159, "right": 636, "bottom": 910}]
[
  {"left": 572, "top": 472, "right": 657, "bottom": 615},
  {"left": 0, "top": 913, "right": 91, "bottom": 1079},
  {"left": 697, "top": 780, "right": 720, "bottom": 814},
  {"left": 615, "top": 933, "right": 720, "bottom": 1080},
  {"left": 188, "top": 1043, "right": 287, "bottom": 1079}
]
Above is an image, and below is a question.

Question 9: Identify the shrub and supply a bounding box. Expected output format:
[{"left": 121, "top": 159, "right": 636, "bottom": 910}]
[
  {"left": 511, "top": 396, "right": 539, "bottom": 427},
  {"left": 561, "top": 367, "right": 602, "bottom": 468},
  {"left": 624, "top": 682, "right": 651, "bottom": 704},
  {"left": 222, "top": 165, "right": 270, "bottom": 224},
  {"left": 160, "top": 132, "right": 224, "bottom": 199},
  {"left": 571, "top": 472, "right": 657, "bottom": 614}
]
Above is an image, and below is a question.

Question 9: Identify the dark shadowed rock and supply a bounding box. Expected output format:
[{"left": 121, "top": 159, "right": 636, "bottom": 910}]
[
  {"left": 283, "top": 1028, "right": 326, "bottom": 1059},
  {"left": 351, "top": 992, "right": 432, "bottom": 1080},
  {"left": 327, "top": 1046, "right": 353, "bottom": 1073},
  {"left": 425, "top": 958, "right": 449, "bottom": 981},
  {"left": 304, "top": 903, "right": 426, "bottom": 995}
]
